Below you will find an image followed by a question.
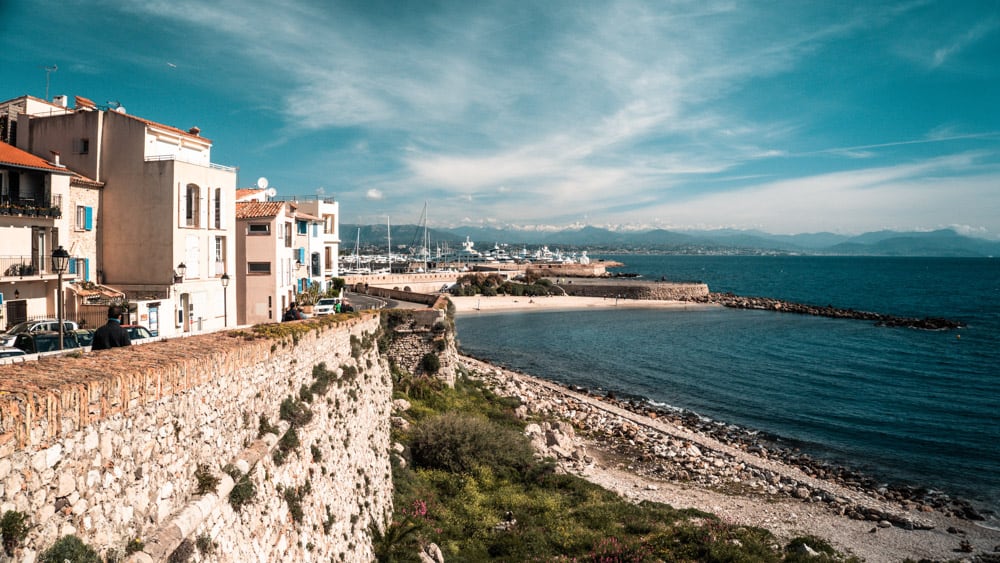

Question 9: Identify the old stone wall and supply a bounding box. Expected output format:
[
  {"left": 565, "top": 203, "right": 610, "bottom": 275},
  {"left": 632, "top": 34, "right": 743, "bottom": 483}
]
[
  {"left": 0, "top": 313, "right": 392, "bottom": 562},
  {"left": 382, "top": 307, "right": 458, "bottom": 387},
  {"left": 559, "top": 281, "right": 709, "bottom": 301}
]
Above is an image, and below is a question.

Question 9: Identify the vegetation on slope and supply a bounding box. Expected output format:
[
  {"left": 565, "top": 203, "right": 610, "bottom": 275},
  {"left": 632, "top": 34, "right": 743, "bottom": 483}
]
[{"left": 382, "top": 368, "right": 858, "bottom": 562}]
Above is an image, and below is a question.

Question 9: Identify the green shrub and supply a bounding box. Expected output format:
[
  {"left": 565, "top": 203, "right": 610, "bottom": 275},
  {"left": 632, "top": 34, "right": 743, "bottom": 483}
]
[
  {"left": 168, "top": 538, "right": 194, "bottom": 563},
  {"left": 258, "top": 414, "right": 279, "bottom": 437},
  {"left": 194, "top": 463, "right": 220, "bottom": 495},
  {"left": 409, "top": 412, "right": 534, "bottom": 475},
  {"left": 420, "top": 352, "right": 440, "bottom": 374},
  {"left": 0, "top": 510, "right": 29, "bottom": 556},
  {"left": 224, "top": 465, "right": 257, "bottom": 512},
  {"left": 39, "top": 535, "right": 101, "bottom": 563},
  {"left": 280, "top": 396, "right": 313, "bottom": 427}
]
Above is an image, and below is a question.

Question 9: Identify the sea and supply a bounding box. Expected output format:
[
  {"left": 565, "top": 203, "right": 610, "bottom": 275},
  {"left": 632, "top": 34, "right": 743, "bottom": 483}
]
[{"left": 454, "top": 255, "right": 1000, "bottom": 520}]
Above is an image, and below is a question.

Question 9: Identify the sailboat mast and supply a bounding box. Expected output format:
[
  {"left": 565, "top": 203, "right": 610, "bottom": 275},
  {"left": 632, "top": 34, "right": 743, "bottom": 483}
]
[{"left": 387, "top": 215, "right": 391, "bottom": 269}]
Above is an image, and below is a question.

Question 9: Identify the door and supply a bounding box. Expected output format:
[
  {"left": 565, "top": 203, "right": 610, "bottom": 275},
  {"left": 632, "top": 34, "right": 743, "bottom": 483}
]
[{"left": 178, "top": 293, "right": 190, "bottom": 333}]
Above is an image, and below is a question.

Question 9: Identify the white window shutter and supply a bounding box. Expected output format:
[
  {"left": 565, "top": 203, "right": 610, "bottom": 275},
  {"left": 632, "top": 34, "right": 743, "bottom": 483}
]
[{"left": 178, "top": 183, "right": 186, "bottom": 227}]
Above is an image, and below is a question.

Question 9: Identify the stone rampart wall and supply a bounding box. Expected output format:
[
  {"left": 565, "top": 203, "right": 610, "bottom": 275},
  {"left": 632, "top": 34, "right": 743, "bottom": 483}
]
[
  {"left": 559, "top": 281, "right": 709, "bottom": 301},
  {"left": 382, "top": 308, "right": 458, "bottom": 387},
  {"left": 0, "top": 313, "right": 392, "bottom": 562}
]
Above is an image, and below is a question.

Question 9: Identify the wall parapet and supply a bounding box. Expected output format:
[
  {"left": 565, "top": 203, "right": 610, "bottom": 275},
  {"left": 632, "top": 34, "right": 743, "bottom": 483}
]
[{"left": 0, "top": 312, "right": 393, "bottom": 561}]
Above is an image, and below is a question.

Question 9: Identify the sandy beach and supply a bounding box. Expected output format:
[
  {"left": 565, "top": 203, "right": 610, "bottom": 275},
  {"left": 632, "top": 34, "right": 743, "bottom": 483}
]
[
  {"left": 450, "top": 294, "right": 710, "bottom": 314},
  {"left": 451, "top": 295, "right": 1000, "bottom": 561}
]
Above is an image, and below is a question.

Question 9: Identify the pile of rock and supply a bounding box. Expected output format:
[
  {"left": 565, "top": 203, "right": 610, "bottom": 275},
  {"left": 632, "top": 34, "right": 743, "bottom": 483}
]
[
  {"left": 464, "top": 357, "right": 940, "bottom": 532},
  {"left": 688, "top": 292, "right": 965, "bottom": 330}
]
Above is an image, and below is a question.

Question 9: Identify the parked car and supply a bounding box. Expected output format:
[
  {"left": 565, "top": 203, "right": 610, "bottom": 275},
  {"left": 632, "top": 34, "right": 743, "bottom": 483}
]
[
  {"left": 73, "top": 329, "right": 96, "bottom": 347},
  {"left": 122, "top": 325, "right": 153, "bottom": 342},
  {"left": 12, "top": 331, "right": 82, "bottom": 354},
  {"left": 1, "top": 319, "right": 79, "bottom": 346},
  {"left": 313, "top": 298, "right": 341, "bottom": 316},
  {"left": 0, "top": 346, "right": 26, "bottom": 359}
]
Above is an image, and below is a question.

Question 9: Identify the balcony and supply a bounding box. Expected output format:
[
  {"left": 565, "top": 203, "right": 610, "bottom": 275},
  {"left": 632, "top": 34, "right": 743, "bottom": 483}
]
[
  {"left": 0, "top": 196, "right": 62, "bottom": 218},
  {"left": 1, "top": 255, "right": 61, "bottom": 279}
]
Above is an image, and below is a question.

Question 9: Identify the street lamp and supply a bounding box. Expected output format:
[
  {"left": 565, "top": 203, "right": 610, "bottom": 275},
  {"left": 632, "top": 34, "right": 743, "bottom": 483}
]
[
  {"left": 51, "top": 246, "right": 70, "bottom": 350},
  {"left": 220, "top": 273, "right": 230, "bottom": 327},
  {"left": 175, "top": 262, "right": 187, "bottom": 282}
]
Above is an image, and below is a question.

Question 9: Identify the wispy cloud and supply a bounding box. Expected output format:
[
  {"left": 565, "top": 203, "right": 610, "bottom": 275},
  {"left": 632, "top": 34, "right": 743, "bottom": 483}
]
[{"left": 932, "top": 18, "right": 999, "bottom": 67}]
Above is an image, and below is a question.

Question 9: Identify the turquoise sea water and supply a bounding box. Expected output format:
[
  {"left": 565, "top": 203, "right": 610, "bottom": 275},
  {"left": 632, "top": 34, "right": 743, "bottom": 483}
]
[{"left": 455, "top": 256, "right": 1000, "bottom": 517}]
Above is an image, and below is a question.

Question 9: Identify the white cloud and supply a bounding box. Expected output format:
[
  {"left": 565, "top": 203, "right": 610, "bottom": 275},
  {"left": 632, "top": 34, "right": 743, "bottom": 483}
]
[{"left": 365, "top": 189, "right": 384, "bottom": 201}]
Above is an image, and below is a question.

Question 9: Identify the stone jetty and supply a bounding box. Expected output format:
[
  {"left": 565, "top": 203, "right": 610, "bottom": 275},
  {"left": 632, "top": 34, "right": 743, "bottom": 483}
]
[{"left": 687, "top": 292, "right": 966, "bottom": 330}]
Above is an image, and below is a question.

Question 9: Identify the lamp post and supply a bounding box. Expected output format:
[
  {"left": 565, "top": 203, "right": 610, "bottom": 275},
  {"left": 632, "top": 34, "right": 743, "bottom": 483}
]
[
  {"left": 175, "top": 262, "right": 187, "bottom": 282},
  {"left": 220, "top": 273, "right": 230, "bottom": 327},
  {"left": 51, "top": 246, "right": 70, "bottom": 350}
]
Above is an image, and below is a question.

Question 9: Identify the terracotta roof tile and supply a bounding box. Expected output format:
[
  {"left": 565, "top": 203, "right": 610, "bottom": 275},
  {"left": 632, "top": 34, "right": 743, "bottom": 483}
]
[
  {"left": 236, "top": 188, "right": 265, "bottom": 201},
  {"left": 0, "top": 141, "right": 70, "bottom": 173},
  {"left": 236, "top": 201, "right": 287, "bottom": 219}
]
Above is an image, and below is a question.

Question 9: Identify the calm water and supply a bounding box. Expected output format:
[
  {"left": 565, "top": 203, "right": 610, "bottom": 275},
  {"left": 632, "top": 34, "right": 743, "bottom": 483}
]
[{"left": 456, "top": 256, "right": 1000, "bottom": 516}]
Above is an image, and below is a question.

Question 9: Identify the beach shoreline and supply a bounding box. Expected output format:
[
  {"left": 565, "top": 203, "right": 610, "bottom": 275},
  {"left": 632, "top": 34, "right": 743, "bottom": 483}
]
[
  {"left": 450, "top": 294, "right": 713, "bottom": 314},
  {"left": 459, "top": 354, "right": 1000, "bottom": 561},
  {"left": 448, "top": 294, "right": 1000, "bottom": 560}
]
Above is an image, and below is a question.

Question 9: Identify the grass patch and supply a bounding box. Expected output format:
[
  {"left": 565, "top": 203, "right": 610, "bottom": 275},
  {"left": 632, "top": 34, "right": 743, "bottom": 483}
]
[{"left": 389, "top": 371, "right": 860, "bottom": 562}]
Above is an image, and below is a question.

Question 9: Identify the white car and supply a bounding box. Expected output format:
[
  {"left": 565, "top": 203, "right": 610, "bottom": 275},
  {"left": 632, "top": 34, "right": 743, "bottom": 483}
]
[
  {"left": 1, "top": 319, "right": 79, "bottom": 347},
  {"left": 313, "top": 298, "right": 341, "bottom": 316}
]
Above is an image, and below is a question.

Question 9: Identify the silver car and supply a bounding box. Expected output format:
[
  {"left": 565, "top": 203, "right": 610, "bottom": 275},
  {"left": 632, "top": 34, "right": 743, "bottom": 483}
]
[{"left": 1, "top": 319, "right": 79, "bottom": 347}]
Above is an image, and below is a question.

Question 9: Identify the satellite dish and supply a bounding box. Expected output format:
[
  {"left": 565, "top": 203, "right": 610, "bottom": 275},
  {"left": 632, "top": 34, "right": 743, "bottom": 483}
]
[
  {"left": 257, "top": 177, "right": 269, "bottom": 190},
  {"left": 114, "top": 106, "right": 127, "bottom": 114},
  {"left": 265, "top": 188, "right": 277, "bottom": 198}
]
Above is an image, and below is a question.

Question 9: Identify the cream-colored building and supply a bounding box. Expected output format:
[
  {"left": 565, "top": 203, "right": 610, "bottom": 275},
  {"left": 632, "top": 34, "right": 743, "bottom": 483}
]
[
  {"left": 18, "top": 95, "right": 236, "bottom": 336},
  {"left": 282, "top": 195, "right": 340, "bottom": 283},
  {"left": 0, "top": 141, "right": 75, "bottom": 329},
  {"left": 235, "top": 201, "right": 299, "bottom": 325}
]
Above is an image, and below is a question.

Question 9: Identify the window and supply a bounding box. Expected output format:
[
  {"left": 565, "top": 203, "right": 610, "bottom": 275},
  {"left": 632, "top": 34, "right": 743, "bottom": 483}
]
[
  {"left": 78, "top": 138, "right": 89, "bottom": 155},
  {"left": 185, "top": 184, "right": 199, "bottom": 227},
  {"left": 247, "top": 262, "right": 271, "bottom": 275},
  {"left": 215, "top": 236, "right": 226, "bottom": 275},
  {"left": 214, "top": 188, "right": 221, "bottom": 229},
  {"left": 248, "top": 223, "right": 270, "bottom": 235},
  {"left": 76, "top": 206, "right": 93, "bottom": 231},
  {"left": 284, "top": 222, "right": 292, "bottom": 247},
  {"left": 297, "top": 220, "right": 307, "bottom": 235}
]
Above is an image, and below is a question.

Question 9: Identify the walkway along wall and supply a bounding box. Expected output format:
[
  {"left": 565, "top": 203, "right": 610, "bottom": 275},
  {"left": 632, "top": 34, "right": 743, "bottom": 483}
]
[{"left": 0, "top": 312, "right": 392, "bottom": 561}]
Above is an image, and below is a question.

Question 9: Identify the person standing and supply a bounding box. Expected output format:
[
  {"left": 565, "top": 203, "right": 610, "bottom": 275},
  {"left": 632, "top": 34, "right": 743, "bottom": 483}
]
[{"left": 91, "top": 305, "right": 132, "bottom": 350}]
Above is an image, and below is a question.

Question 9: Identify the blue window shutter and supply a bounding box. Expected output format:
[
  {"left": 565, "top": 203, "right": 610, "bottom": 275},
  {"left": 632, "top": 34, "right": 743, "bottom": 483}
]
[
  {"left": 84, "top": 259, "right": 91, "bottom": 281},
  {"left": 85, "top": 207, "right": 93, "bottom": 230},
  {"left": 312, "top": 224, "right": 319, "bottom": 237},
  {"left": 68, "top": 259, "right": 77, "bottom": 274},
  {"left": 298, "top": 247, "right": 305, "bottom": 262}
]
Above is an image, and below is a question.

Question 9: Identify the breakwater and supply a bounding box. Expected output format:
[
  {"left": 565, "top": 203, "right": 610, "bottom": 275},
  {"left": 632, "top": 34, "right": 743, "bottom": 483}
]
[{"left": 687, "top": 292, "right": 966, "bottom": 330}]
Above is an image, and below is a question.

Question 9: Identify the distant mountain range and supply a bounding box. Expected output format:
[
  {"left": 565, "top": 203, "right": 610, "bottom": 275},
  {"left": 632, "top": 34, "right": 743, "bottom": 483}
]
[{"left": 341, "top": 224, "right": 1000, "bottom": 258}]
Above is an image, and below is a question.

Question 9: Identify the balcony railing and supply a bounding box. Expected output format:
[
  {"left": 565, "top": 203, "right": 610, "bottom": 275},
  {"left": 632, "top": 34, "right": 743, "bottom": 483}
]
[
  {"left": 0, "top": 198, "right": 62, "bottom": 218},
  {"left": 1, "top": 255, "right": 56, "bottom": 278}
]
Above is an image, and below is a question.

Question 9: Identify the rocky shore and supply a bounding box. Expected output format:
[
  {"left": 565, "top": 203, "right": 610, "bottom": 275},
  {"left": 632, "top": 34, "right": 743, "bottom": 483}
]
[
  {"left": 460, "top": 355, "right": 1000, "bottom": 561},
  {"left": 687, "top": 292, "right": 966, "bottom": 330}
]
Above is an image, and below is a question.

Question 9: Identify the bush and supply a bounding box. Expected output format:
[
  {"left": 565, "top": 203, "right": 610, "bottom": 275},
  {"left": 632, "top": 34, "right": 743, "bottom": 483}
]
[
  {"left": 409, "top": 412, "right": 534, "bottom": 474},
  {"left": 0, "top": 510, "right": 29, "bottom": 556},
  {"left": 224, "top": 465, "right": 257, "bottom": 512},
  {"left": 194, "top": 463, "right": 220, "bottom": 495},
  {"left": 39, "top": 535, "right": 101, "bottom": 563},
  {"left": 168, "top": 538, "right": 194, "bottom": 563},
  {"left": 420, "top": 352, "right": 441, "bottom": 374}
]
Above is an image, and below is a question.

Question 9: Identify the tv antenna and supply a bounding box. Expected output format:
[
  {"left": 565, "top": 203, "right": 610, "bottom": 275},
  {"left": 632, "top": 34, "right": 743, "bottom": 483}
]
[{"left": 43, "top": 64, "right": 58, "bottom": 100}]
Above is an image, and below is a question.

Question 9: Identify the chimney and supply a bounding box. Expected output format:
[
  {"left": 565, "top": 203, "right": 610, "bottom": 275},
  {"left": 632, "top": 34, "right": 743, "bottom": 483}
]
[
  {"left": 50, "top": 150, "right": 65, "bottom": 167},
  {"left": 188, "top": 126, "right": 201, "bottom": 136},
  {"left": 52, "top": 95, "right": 68, "bottom": 108}
]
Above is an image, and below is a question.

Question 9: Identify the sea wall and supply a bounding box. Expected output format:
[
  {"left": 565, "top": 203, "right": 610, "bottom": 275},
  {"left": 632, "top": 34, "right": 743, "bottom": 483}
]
[
  {"left": 0, "top": 313, "right": 392, "bottom": 561},
  {"left": 557, "top": 280, "right": 709, "bottom": 301}
]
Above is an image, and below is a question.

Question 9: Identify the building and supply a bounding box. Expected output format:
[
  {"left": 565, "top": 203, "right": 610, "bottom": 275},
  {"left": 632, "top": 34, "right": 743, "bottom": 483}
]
[
  {"left": 0, "top": 141, "right": 76, "bottom": 329},
  {"left": 279, "top": 195, "right": 340, "bottom": 283},
  {"left": 7, "top": 94, "right": 236, "bottom": 336},
  {"left": 235, "top": 200, "right": 302, "bottom": 325}
]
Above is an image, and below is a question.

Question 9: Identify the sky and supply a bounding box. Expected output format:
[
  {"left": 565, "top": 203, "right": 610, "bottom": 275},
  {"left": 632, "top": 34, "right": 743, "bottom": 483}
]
[{"left": 3, "top": 1, "right": 999, "bottom": 237}]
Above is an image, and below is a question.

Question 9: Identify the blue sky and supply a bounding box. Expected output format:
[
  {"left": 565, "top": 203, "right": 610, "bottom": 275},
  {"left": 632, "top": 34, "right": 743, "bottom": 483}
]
[{"left": 3, "top": 1, "right": 999, "bottom": 236}]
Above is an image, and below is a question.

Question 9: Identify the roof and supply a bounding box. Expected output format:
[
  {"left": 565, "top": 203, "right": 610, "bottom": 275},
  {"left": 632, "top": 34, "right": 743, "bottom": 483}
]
[
  {"left": 114, "top": 111, "right": 212, "bottom": 143},
  {"left": 236, "top": 201, "right": 288, "bottom": 219},
  {"left": 236, "top": 188, "right": 265, "bottom": 201},
  {"left": 71, "top": 174, "right": 104, "bottom": 188},
  {"left": 0, "top": 142, "right": 72, "bottom": 173}
]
